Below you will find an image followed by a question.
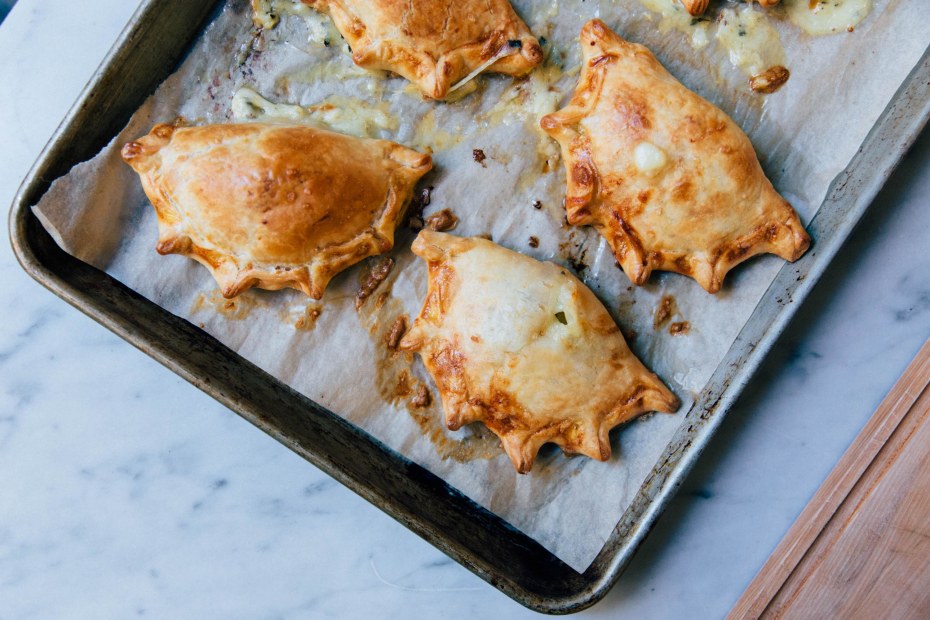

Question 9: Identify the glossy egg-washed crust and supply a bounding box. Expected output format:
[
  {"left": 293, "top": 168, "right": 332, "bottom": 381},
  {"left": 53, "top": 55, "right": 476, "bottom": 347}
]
[
  {"left": 298, "top": 0, "right": 543, "bottom": 100},
  {"left": 400, "top": 231, "right": 680, "bottom": 474},
  {"left": 122, "top": 122, "right": 431, "bottom": 299},
  {"left": 541, "top": 20, "right": 810, "bottom": 293}
]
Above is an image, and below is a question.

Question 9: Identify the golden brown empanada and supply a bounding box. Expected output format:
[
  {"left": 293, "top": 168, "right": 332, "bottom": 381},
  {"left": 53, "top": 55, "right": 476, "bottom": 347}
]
[
  {"left": 122, "top": 122, "right": 431, "bottom": 299},
  {"left": 399, "top": 230, "right": 680, "bottom": 473},
  {"left": 540, "top": 20, "right": 810, "bottom": 293},
  {"left": 298, "top": 0, "right": 544, "bottom": 100}
]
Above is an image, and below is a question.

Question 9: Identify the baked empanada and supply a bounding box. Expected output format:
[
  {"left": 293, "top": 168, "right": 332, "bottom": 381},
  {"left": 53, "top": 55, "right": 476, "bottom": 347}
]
[
  {"left": 399, "top": 231, "right": 679, "bottom": 473},
  {"left": 122, "top": 122, "right": 432, "bottom": 299},
  {"left": 540, "top": 20, "right": 810, "bottom": 293},
  {"left": 298, "top": 0, "right": 543, "bottom": 100}
]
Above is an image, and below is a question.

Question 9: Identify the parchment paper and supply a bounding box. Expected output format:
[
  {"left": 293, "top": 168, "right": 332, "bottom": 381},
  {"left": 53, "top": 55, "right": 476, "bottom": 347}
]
[{"left": 34, "top": 0, "right": 928, "bottom": 571}]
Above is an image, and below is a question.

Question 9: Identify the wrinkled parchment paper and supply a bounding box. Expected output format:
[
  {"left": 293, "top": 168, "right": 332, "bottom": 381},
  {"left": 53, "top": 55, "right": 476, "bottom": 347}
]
[{"left": 34, "top": 0, "right": 928, "bottom": 571}]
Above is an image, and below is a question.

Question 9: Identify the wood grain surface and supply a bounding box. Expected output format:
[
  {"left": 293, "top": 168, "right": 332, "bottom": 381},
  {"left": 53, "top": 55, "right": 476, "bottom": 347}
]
[{"left": 730, "top": 337, "right": 930, "bottom": 619}]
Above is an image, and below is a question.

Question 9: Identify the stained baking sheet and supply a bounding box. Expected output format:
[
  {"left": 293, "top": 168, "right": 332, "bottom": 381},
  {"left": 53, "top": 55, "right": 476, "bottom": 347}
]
[{"left": 11, "top": 0, "right": 930, "bottom": 612}]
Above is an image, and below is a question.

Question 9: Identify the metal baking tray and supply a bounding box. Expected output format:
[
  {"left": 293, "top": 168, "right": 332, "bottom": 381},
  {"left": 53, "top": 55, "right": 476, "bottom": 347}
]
[{"left": 9, "top": 0, "right": 930, "bottom": 613}]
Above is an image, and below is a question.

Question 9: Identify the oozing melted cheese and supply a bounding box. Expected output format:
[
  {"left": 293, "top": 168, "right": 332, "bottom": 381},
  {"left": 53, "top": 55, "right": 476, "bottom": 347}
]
[
  {"left": 411, "top": 109, "right": 464, "bottom": 152},
  {"left": 634, "top": 142, "right": 668, "bottom": 175},
  {"left": 715, "top": 5, "right": 786, "bottom": 77},
  {"left": 232, "top": 86, "right": 308, "bottom": 121},
  {"left": 251, "top": 0, "right": 279, "bottom": 29},
  {"left": 253, "top": 0, "right": 342, "bottom": 46},
  {"left": 448, "top": 46, "right": 520, "bottom": 94},
  {"left": 638, "top": 0, "right": 711, "bottom": 50},
  {"left": 479, "top": 54, "right": 569, "bottom": 177},
  {"left": 639, "top": 0, "right": 870, "bottom": 88},
  {"left": 276, "top": 61, "right": 378, "bottom": 97},
  {"left": 231, "top": 87, "right": 398, "bottom": 138},
  {"left": 483, "top": 58, "right": 568, "bottom": 126},
  {"left": 784, "top": 0, "right": 872, "bottom": 35}
]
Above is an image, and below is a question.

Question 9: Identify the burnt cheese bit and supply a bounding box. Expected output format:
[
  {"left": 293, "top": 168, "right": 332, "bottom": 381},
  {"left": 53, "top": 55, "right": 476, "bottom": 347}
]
[
  {"left": 385, "top": 315, "right": 407, "bottom": 350},
  {"left": 406, "top": 185, "right": 434, "bottom": 230},
  {"left": 653, "top": 295, "right": 677, "bottom": 329},
  {"left": 669, "top": 321, "right": 691, "bottom": 336},
  {"left": 418, "top": 185, "right": 433, "bottom": 208},
  {"left": 424, "top": 209, "right": 459, "bottom": 232},
  {"left": 750, "top": 65, "right": 790, "bottom": 94},
  {"left": 355, "top": 256, "right": 395, "bottom": 310},
  {"left": 567, "top": 255, "right": 587, "bottom": 274},
  {"left": 294, "top": 306, "right": 322, "bottom": 331},
  {"left": 528, "top": 236, "right": 540, "bottom": 248},
  {"left": 472, "top": 148, "right": 487, "bottom": 166},
  {"left": 411, "top": 384, "right": 432, "bottom": 408},
  {"left": 393, "top": 371, "right": 412, "bottom": 399},
  {"left": 532, "top": 200, "right": 543, "bottom": 210}
]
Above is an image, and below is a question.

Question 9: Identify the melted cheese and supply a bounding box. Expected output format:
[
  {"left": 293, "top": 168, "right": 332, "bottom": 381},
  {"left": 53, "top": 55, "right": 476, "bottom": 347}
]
[
  {"left": 253, "top": 0, "right": 342, "bottom": 46},
  {"left": 715, "top": 5, "right": 786, "bottom": 77},
  {"left": 251, "top": 0, "right": 279, "bottom": 29},
  {"left": 638, "top": 0, "right": 711, "bottom": 50},
  {"left": 231, "top": 87, "right": 307, "bottom": 121},
  {"left": 634, "top": 142, "right": 668, "bottom": 175},
  {"left": 231, "top": 87, "right": 398, "bottom": 139},
  {"left": 306, "top": 97, "right": 399, "bottom": 137},
  {"left": 784, "top": 0, "right": 872, "bottom": 35},
  {"left": 411, "top": 109, "right": 463, "bottom": 152},
  {"left": 440, "top": 79, "right": 478, "bottom": 103},
  {"left": 478, "top": 55, "right": 568, "bottom": 177},
  {"left": 483, "top": 59, "right": 566, "bottom": 127},
  {"left": 448, "top": 45, "right": 520, "bottom": 95},
  {"left": 277, "top": 60, "right": 378, "bottom": 97}
]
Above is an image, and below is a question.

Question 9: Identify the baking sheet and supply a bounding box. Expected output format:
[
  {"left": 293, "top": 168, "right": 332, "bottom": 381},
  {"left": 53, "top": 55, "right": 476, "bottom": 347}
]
[{"left": 32, "top": 0, "right": 928, "bottom": 571}]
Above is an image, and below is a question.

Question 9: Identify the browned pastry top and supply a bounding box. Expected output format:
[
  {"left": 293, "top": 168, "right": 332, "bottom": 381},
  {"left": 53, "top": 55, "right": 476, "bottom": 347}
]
[
  {"left": 541, "top": 20, "right": 809, "bottom": 293},
  {"left": 301, "top": 0, "right": 543, "bottom": 99},
  {"left": 123, "top": 122, "right": 432, "bottom": 298}
]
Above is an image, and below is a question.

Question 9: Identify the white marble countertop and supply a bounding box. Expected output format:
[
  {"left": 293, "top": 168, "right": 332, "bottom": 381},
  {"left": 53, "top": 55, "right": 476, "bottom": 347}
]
[{"left": 1, "top": 1, "right": 928, "bottom": 618}]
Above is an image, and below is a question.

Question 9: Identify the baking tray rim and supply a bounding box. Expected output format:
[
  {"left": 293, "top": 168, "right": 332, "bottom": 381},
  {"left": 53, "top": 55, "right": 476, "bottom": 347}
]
[{"left": 9, "top": 0, "right": 930, "bottom": 613}]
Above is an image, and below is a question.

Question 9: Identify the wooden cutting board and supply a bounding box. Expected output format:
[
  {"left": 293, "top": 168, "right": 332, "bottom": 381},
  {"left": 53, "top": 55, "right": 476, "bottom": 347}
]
[{"left": 730, "top": 337, "right": 930, "bottom": 619}]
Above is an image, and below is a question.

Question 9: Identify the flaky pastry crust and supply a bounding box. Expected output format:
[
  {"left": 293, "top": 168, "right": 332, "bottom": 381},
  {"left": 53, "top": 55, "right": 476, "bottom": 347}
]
[
  {"left": 400, "top": 231, "right": 680, "bottom": 473},
  {"left": 122, "top": 122, "right": 431, "bottom": 299},
  {"left": 540, "top": 20, "right": 810, "bottom": 293},
  {"left": 298, "top": 0, "right": 543, "bottom": 100}
]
